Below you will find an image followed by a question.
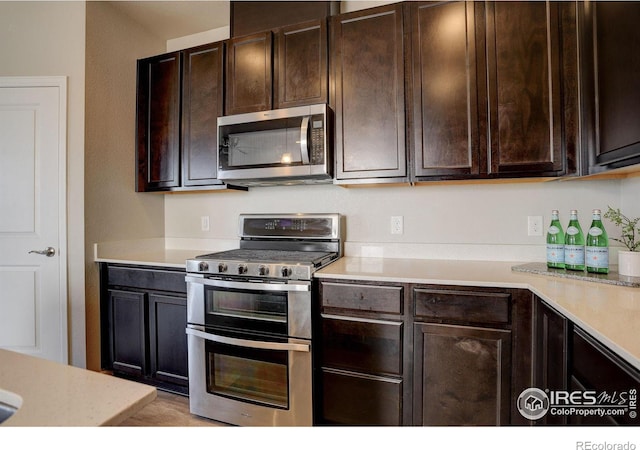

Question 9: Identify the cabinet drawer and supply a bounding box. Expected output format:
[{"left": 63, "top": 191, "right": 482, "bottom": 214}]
[
  {"left": 108, "top": 265, "right": 187, "bottom": 294},
  {"left": 321, "top": 368, "right": 403, "bottom": 426},
  {"left": 321, "top": 282, "right": 403, "bottom": 314},
  {"left": 321, "top": 315, "right": 403, "bottom": 376},
  {"left": 414, "top": 288, "right": 510, "bottom": 325}
]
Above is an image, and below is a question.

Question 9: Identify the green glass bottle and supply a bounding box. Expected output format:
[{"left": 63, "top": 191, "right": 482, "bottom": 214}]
[
  {"left": 565, "top": 210, "right": 585, "bottom": 271},
  {"left": 546, "top": 210, "right": 565, "bottom": 269},
  {"left": 586, "top": 209, "right": 609, "bottom": 274}
]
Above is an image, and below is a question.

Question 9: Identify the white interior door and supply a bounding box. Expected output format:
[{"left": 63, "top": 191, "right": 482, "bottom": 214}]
[{"left": 0, "top": 77, "right": 67, "bottom": 363}]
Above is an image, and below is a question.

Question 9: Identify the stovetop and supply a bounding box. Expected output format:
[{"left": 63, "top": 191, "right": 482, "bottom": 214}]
[
  {"left": 186, "top": 248, "right": 338, "bottom": 280},
  {"left": 195, "top": 249, "right": 336, "bottom": 265},
  {"left": 185, "top": 213, "right": 342, "bottom": 280}
]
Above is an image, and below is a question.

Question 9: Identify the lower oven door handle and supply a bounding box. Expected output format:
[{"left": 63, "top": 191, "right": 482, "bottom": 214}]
[
  {"left": 185, "top": 275, "right": 310, "bottom": 292},
  {"left": 186, "top": 327, "right": 310, "bottom": 353}
]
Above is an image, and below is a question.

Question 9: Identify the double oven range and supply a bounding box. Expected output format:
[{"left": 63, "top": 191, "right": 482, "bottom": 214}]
[{"left": 185, "top": 213, "right": 342, "bottom": 426}]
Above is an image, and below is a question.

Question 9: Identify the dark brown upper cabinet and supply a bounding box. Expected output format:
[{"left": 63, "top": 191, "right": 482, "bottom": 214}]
[
  {"left": 182, "top": 43, "right": 225, "bottom": 187},
  {"left": 136, "top": 42, "right": 228, "bottom": 192},
  {"left": 410, "top": 1, "right": 577, "bottom": 182},
  {"left": 136, "top": 51, "right": 181, "bottom": 191},
  {"left": 230, "top": 1, "right": 338, "bottom": 37},
  {"left": 410, "top": 1, "right": 482, "bottom": 179},
  {"left": 331, "top": 3, "right": 407, "bottom": 184},
  {"left": 225, "top": 20, "right": 329, "bottom": 115},
  {"left": 225, "top": 31, "right": 273, "bottom": 115},
  {"left": 580, "top": 1, "right": 640, "bottom": 173},
  {"left": 274, "top": 20, "right": 328, "bottom": 109},
  {"left": 485, "top": 1, "right": 569, "bottom": 177}
]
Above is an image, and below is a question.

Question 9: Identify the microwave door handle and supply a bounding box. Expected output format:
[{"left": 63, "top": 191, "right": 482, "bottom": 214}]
[
  {"left": 300, "top": 115, "right": 310, "bottom": 164},
  {"left": 186, "top": 327, "right": 310, "bottom": 353}
]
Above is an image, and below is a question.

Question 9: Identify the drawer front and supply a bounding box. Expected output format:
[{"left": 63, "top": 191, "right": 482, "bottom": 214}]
[
  {"left": 321, "top": 315, "right": 403, "bottom": 376},
  {"left": 414, "top": 288, "right": 510, "bottom": 325},
  {"left": 108, "top": 265, "right": 187, "bottom": 294},
  {"left": 321, "top": 282, "right": 403, "bottom": 314},
  {"left": 321, "top": 368, "right": 403, "bottom": 426}
]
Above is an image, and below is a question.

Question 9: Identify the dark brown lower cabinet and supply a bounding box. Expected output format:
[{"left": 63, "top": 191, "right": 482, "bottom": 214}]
[
  {"left": 318, "top": 314, "right": 405, "bottom": 425},
  {"left": 148, "top": 293, "right": 189, "bottom": 389},
  {"left": 413, "top": 323, "right": 511, "bottom": 425},
  {"left": 569, "top": 327, "right": 640, "bottom": 426},
  {"left": 101, "top": 264, "right": 188, "bottom": 395},
  {"left": 534, "top": 298, "right": 570, "bottom": 425},
  {"left": 109, "top": 289, "right": 146, "bottom": 378},
  {"left": 411, "top": 285, "right": 531, "bottom": 426},
  {"left": 316, "top": 279, "right": 533, "bottom": 426},
  {"left": 321, "top": 368, "right": 403, "bottom": 426},
  {"left": 316, "top": 280, "right": 408, "bottom": 425},
  {"left": 534, "top": 298, "right": 640, "bottom": 426}
]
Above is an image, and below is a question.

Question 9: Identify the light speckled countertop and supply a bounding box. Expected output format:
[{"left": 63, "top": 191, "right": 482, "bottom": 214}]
[
  {"left": 315, "top": 257, "right": 640, "bottom": 372},
  {"left": 0, "top": 349, "right": 156, "bottom": 426}
]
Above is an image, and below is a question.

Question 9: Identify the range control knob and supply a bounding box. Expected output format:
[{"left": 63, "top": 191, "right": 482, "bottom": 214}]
[
  {"left": 198, "top": 261, "right": 209, "bottom": 272},
  {"left": 281, "top": 267, "right": 292, "bottom": 278},
  {"left": 258, "top": 265, "right": 270, "bottom": 276},
  {"left": 218, "top": 263, "right": 227, "bottom": 273},
  {"left": 237, "top": 264, "right": 248, "bottom": 275}
]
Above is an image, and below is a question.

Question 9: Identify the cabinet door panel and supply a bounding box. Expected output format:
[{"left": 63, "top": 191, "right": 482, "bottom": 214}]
[
  {"left": 321, "top": 368, "right": 403, "bottom": 426},
  {"left": 321, "top": 315, "right": 403, "bottom": 377},
  {"left": 182, "top": 43, "right": 224, "bottom": 186},
  {"left": 571, "top": 327, "right": 640, "bottom": 426},
  {"left": 109, "top": 289, "right": 146, "bottom": 377},
  {"left": 411, "top": 1, "right": 481, "bottom": 178},
  {"left": 225, "top": 32, "right": 273, "bottom": 114},
  {"left": 136, "top": 52, "right": 182, "bottom": 191},
  {"left": 414, "top": 322, "right": 511, "bottom": 425},
  {"left": 332, "top": 4, "right": 406, "bottom": 181},
  {"left": 534, "top": 300, "right": 569, "bottom": 425},
  {"left": 149, "top": 294, "right": 188, "bottom": 388},
  {"left": 486, "top": 1, "right": 564, "bottom": 176},
  {"left": 275, "top": 20, "right": 328, "bottom": 108},
  {"left": 582, "top": 2, "right": 640, "bottom": 170}
]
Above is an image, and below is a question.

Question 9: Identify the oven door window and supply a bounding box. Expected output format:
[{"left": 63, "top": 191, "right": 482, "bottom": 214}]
[
  {"left": 205, "top": 286, "right": 287, "bottom": 335},
  {"left": 206, "top": 339, "right": 289, "bottom": 409}
]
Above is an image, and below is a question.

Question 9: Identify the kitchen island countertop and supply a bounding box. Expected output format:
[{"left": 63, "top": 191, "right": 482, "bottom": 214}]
[
  {"left": 315, "top": 257, "right": 640, "bottom": 372},
  {"left": 0, "top": 349, "right": 156, "bottom": 426}
]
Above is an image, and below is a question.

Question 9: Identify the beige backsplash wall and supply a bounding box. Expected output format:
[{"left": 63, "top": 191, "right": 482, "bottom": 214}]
[{"left": 164, "top": 178, "right": 628, "bottom": 262}]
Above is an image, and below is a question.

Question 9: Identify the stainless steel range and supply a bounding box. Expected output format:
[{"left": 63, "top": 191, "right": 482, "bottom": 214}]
[{"left": 185, "top": 213, "right": 342, "bottom": 426}]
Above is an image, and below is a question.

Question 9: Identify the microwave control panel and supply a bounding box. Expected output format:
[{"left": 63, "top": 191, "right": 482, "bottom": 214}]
[{"left": 310, "top": 115, "right": 325, "bottom": 164}]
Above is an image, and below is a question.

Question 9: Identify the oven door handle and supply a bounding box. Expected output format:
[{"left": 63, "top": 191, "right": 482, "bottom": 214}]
[
  {"left": 185, "top": 275, "right": 310, "bottom": 292},
  {"left": 186, "top": 327, "right": 310, "bottom": 353}
]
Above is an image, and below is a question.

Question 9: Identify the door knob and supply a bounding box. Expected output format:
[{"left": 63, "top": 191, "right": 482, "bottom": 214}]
[{"left": 29, "top": 247, "right": 56, "bottom": 257}]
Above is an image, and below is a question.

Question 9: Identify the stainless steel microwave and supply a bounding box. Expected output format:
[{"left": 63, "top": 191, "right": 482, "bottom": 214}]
[{"left": 217, "top": 104, "right": 332, "bottom": 186}]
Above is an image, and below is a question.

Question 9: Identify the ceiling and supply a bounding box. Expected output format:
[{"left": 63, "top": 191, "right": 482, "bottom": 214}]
[{"left": 109, "top": 1, "right": 231, "bottom": 41}]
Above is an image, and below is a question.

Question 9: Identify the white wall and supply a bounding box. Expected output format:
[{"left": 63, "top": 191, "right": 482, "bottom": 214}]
[
  {"left": 621, "top": 176, "right": 640, "bottom": 219},
  {"left": 164, "top": 178, "right": 623, "bottom": 262},
  {"left": 0, "top": 1, "right": 86, "bottom": 367},
  {"left": 84, "top": 2, "right": 167, "bottom": 370}
]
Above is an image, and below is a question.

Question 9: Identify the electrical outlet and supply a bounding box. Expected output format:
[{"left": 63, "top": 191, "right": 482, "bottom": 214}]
[
  {"left": 391, "top": 216, "right": 404, "bottom": 235},
  {"left": 527, "top": 215, "right": 543, "bottom": 237},
  {"left": 201, "top": 216, "right": 210, "bottom": 232}
]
